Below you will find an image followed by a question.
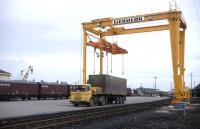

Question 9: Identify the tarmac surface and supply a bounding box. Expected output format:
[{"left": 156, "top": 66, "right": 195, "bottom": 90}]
[{"left": 0, "top": 96, "right": 168, "bottom": 119}]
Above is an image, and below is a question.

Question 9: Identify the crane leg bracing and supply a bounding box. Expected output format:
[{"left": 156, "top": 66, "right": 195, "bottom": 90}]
[{"left": 82, "top": 10, "right": 190, "bottom": 103}]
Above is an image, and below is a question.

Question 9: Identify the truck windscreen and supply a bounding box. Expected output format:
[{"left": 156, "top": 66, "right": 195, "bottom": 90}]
[{"left": 71, "top": 85, "right": 88, "bottom": 92}]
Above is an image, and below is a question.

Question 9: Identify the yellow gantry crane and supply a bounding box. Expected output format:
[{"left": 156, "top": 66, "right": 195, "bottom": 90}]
[{"left": 82, "top": 10, "right": 190, "bottom": 103}]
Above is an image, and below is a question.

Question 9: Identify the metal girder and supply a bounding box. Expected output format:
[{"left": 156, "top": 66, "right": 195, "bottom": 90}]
[
  {"left": 82, "top": 10, "right": 189, "bottom": 103},
  {"left": 101, "top": 25, "right": 169, "bottom": 36},
  {"left": 86, "top": 28, "right": 101, "bottom": 36},
  {"left": 82, "top": 11, "right": 185, "bottom": 30}
]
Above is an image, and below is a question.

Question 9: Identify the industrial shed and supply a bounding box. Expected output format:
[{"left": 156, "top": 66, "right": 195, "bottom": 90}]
[{"left": 0, "top": 69, "right": 11, "bottom": 80}]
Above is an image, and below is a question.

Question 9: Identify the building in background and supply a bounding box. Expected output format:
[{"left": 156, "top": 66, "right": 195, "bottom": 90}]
[
  {"left": 191, "top": 84, "right": 200, "bottom": 98},
  {"left": 0, "top": 69, "right": 11, "bottom": 80}
]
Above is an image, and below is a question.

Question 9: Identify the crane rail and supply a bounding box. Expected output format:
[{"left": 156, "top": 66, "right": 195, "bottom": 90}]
[{"left": 0, "top": 98, "right": 171, "bottom": 129}]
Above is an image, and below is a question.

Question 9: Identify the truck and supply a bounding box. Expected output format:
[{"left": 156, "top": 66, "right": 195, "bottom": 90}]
[{"left": 70, "top": 74, "right": 127, "bottom": 107}]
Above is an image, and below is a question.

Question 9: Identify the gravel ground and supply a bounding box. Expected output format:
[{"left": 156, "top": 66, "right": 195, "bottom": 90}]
[{"left": 64, "top": 104, "right": 200, "bottom": 129}]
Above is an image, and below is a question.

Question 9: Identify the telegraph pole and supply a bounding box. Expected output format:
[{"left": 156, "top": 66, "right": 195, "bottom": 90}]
[
  {"left": 190, "top": 73, "right": 193, "bottom": 98},
  {"left": 191, "top": 73, "right": 193, "bottom": 90},
  {"left": 194, "top": 80, "right": 196, "bottom": 97},
  {"left": 154, "top": 76, "right": 157, "bottom": 91}
]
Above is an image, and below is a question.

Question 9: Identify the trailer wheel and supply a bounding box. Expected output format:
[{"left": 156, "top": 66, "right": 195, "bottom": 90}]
[
  {"left": 105, "top": 97, "right": 108, "bottom": 105},
  {"left": 88, "top": 98, "right": 94, "bottom": 107},
  {"left": 110, "top": 99, "right": 113, "bottom": 104},
  {"left": 100, "top": 98, "right": 105, "bottom": 106},
  {"left": 121, "top": 97, "right": 125, "bottom": 104},
  {"left": 119, "top": 97, "right": 122, "bottom": 104},
  {"left": 115, "top": 97, "right": 119, "bottom": 104}
]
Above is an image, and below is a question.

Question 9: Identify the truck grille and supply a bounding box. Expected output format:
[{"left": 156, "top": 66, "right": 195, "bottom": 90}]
[{"left": 75, "top": 96, "right": 81, "bottom": 100}]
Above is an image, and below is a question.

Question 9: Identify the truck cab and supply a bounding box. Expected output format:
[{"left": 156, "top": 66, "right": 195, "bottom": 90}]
[{"left": 70, "top": 84, "right": 94, "bottom": 106}]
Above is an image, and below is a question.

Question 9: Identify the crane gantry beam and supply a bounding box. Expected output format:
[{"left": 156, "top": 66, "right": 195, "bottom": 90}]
[
  {"left": 82, "top": 11, "right": 186, "bottom": 30},
  {"left": 82, "top": 10, "right": 189, "bottom": 103}
]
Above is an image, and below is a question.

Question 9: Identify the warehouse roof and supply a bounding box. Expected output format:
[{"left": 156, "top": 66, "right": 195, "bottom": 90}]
[{"left": 0, "top": 69, "right": 11, "bottom": 76}]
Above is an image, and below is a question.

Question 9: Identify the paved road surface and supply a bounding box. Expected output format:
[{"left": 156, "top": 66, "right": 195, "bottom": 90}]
[{"left": 0, "top": 96, "right": 168, "bottom": 119}]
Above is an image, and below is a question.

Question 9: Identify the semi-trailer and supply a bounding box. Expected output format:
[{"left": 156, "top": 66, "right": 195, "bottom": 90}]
[{"left": 70, "top": 74, "right": 127, "bottom": 107}]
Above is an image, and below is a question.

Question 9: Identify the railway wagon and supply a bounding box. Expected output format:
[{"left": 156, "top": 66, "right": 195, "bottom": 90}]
[
  {"left": 0, "top": 80, "right": 70, "bottom": 101},
  {"left": 0, "top": 80, "right": 38, "bottom": 100},
  {"left": 11, "top": 81, "right": 39, "bottom": 100},
  {"left": 127, "top": 88, "right": 132, "bottom": 96},
  {"left": 0, "top": 80, "right": 11, "bottom": 100},
  {"left": 38, "top": 82, "right": 70, "bottom": 99}
]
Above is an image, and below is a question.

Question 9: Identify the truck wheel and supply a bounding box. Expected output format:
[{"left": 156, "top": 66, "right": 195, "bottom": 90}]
[
  {"left": 74, "top": 104, "right": 79, "bottom": 107},
  {"left": 88, "top": 99, "right": 94, "bottom": 107},
  {"left": 108, "top": 98, "right": 113, "bottom": 104}
]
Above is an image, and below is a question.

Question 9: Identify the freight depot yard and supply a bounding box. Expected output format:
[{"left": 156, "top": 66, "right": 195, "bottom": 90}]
[
  {"left": 1, "top": 0, "right": 200, "bottom": 129},
  {"left": 0, "top": 97, "right": 167, "bottom": 119}
]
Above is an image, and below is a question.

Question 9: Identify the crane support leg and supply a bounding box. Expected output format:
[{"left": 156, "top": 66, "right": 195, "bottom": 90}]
[
  {"left": 169, "top": 14, "right": 183, "bottom": 103},
  {"left": 179, "top": 31, "right": 184, "bottom": 92},
  {"left": 179, "top": 31, "right": 190, "bottom": 99},
  {"left": 83, "top": 30, "right": 87, "bottom": 84}
]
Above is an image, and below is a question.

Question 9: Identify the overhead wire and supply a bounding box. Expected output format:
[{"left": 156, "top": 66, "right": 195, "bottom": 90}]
[
  {"left": 110, "top": 54, "right": 113, "bottom": 73},
  {"left": 106, "top": 52, "right": 108, "bottom": 75},
  {"left": 122, "top": 54, "right": 124, "bottom": 75},
  {"left": 110, "top": 35, "right": 114, "bottom": 73},
  {"left": 93, "top": 48, "right": 96, "bottom": 74}
]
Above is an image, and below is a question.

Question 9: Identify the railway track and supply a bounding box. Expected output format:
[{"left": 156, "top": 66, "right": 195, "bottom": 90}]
[{"left": 0, "top": 98, "right": 171, "bottom": 129}]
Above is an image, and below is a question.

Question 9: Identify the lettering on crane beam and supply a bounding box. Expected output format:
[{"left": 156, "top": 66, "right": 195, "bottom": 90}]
[{"left": 113, "top": 16, "right": 144, "bottom": 25}]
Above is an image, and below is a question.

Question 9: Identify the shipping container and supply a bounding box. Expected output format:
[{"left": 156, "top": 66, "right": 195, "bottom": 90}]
[{"left": 89, "top": 74, "right": 127, "bottom": 95}]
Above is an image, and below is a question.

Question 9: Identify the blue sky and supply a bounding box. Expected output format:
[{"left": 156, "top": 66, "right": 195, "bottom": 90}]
[{"left": 0, "top": 0, "right": 200, "bottom": 91}]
